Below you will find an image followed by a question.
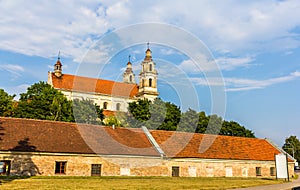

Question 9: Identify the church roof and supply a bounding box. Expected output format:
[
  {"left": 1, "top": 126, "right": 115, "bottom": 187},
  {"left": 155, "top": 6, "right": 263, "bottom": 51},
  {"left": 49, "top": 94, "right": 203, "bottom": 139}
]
[{"left": 50, "top": 73, "right": 139, "bottom": 98}]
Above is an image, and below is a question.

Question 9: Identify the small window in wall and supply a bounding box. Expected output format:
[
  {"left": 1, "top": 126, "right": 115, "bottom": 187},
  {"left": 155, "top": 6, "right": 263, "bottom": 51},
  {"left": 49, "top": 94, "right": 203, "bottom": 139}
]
[
  {"left": 256, "top": 167, "right": 262, "bottom": 176},
  {"left": 103, "top": 102, "right": 108, "bottom": 110},
  {"left": 129, "top": 75, "right": 132, "bottom": 82},
  {"left": 270, "top": 167, "right": 276, "bottom": 176},
  {"left": 149, "top": 64, "right": 152, "bottom": 71},
  {"left": 55, "top": 161, "right": 67, "bottom": 174},
  {"left": 91, "top": 164, "right": 102, "bottom": 176},
  {"left": 0, "top": 160, "right": 11, "bottom": 176},
  {"left": 172, "top": 166, "right": 179, "bottom": 177},
  {"left": 116, "top": 103, "right": 121, "bottom": 111},
  {"left": 149, "top": 78, "right": 152, "bottom": 87}
]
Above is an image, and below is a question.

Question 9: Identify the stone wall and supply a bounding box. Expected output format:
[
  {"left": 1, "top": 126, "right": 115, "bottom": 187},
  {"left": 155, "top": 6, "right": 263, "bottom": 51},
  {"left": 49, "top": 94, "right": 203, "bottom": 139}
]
[
  {"left": 168, "top": 159, "right": 294, "bottom": 178},
  {"left": 0, "top": 151, "right": 294, "bottom": 178}
]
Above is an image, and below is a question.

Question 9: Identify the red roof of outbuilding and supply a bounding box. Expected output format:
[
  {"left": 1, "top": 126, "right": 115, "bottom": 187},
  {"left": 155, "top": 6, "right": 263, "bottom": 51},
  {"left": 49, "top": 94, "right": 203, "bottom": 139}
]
[
  {"left": 0, "top": 117, "right": 286, "bottom": 161},
  {"left": 0, "top": 117, "right": 159, "bottom": 156},
  {"left": 150, "top": 130, "right": 282, "bottom": 161}
]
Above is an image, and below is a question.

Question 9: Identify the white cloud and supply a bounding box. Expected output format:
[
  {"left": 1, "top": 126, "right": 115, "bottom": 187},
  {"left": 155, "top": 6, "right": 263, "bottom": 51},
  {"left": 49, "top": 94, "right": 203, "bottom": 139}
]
[
  {"left": 191, "top": 71, "right": 300, "bottom": 92},
  {"left": 1, "top": 1, "right": 300, "bottom": 63},
  {"left": 178, "top": 56, "right": 254, "bottom": 74},
  {"left": 216, "top": 57, "right": 254, "bottom": 71},
  {"left": 0, "top": 64, "right": 25, "bottom": 78}
]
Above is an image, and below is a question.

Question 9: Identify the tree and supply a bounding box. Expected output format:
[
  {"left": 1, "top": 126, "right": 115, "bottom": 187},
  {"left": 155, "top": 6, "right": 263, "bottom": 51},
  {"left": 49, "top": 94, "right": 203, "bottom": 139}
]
[
  {"left": 196, "top": 111, "right": 209, "bottom": 133},
  {"left": 103, "top": 116, "right": 122, "bottom": 127},
  {"left": 283, "top": 136, "right": 300, "bottom": 162},
  {"left": 156, "top": 101, "right": 181, "bottom": 131},
  {"left": 123, "top": 98, "right": 180, "bottom": 130},
  {"left": 0, "top": 89, "right": 15, "bottom": 116},
  {"left": 72, "top": 98, "right": 103, "bottom": 124},
  {"left": 128, "top": 99, "right": 151, "bottom": 122},
  {"left": 13, "top": 81, "right": 74, "bottom": 122},
  {"left": 178, "top": 108, "right": 199, "bottom": 132},
  {"left": 220, "top": 121, "right": 255, "bottom": 138}
]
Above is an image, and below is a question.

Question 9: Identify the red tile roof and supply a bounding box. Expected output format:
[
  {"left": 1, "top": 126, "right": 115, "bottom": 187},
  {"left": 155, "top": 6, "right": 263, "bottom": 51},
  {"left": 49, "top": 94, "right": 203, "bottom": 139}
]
[
  {"left": 0, "top": 117, "right": 285, "bottom": 161},
  {"left": 0, "top": 117, "right": 159, "bottom": 156},
  {"left": 51, "top": 73, "right": 139, "bottom": 98},
  {"left": 150, "top": 130, "right": 282, "bottom": 161},
  {"left": 103, "top": 110, "right": 116, "bottom": 117}
]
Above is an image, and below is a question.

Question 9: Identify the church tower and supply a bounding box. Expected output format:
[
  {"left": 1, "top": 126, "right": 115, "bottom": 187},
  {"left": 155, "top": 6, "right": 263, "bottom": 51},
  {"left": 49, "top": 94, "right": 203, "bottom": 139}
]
[
  {"left": 137, "top": 43, "right": 159, "bottom": 100},
  {"left": 123, "top": 55, "right": 136, "bottom": 84},
  {"left": 54, "top": 51, "right": 62, "bottom": 78}
]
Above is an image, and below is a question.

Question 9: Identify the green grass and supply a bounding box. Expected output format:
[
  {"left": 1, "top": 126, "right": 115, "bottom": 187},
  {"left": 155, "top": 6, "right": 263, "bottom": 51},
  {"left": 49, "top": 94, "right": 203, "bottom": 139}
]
[{"left": 0, "top": 176, "right": 287, "bottom": 190}]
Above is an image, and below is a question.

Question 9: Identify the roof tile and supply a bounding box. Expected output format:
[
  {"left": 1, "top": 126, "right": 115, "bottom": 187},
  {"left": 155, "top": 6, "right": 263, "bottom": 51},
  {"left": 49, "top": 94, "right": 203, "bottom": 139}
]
[
  {"left": 150, "top": 130, "right": 281, "bottom": 161},
  {"left": 51, "top": 73, "right": 139, "bottom": 98}
]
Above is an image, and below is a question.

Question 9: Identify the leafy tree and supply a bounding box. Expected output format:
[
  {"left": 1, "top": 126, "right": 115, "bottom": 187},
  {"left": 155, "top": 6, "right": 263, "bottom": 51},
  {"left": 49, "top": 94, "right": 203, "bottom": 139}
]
[
  {"left": 124, "top": 98, "right": 180, "bottom": 130},
  {"left": 95, "top": 105, "right": 105, "bottom": 122},
  {"left": 178, "top": 108, "right": 199, "bottom": 132},
  {"left": 0, "top": 89, "right": 15, "bottom": 116},
  {"left": 128, "top": 99, "right": 151, "bottom": 122},
  {"left": 72, "top": 98, "right": 103, "bottom": 124},
  {"left": 156, "top": 101, "right": 181, "bottom": 131},
  {"left": 220, "top": 121, "right": 255, "bottom": 137},
  {"left": 283, "top": 136, "right": 300, "bottom": 162},
  {"left": 103, "top": 116, "right": 122, "bottom": 127},
  {"left": 123, "top": 98, "right": 255, "bottom": 137},
  {"left": 13, "top": 81, "right": 74, "bottom": 122},
  {"left": 196, "top": 111, "right": 209, "bottom": 133}
]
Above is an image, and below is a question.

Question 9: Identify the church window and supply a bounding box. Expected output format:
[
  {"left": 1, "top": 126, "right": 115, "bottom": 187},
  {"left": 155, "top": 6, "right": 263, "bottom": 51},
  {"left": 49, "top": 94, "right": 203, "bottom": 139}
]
[
  {"left": 116, "top": 103, "right": 121, "bottom": 111},
  {"left": 129, "top": 75, "right": 132, "bottom": 82},
  {"left": 149, "top": 78, "right": 152, "bottom": 87},
  {"left": 149, "top": 64, "right": 152, "bottom": 71},
  {"left": 103, "top": 102, "right": 108, "bottom": 110},
  {"left": 142, "top": 79, "right": 145, "bottom": 87}
]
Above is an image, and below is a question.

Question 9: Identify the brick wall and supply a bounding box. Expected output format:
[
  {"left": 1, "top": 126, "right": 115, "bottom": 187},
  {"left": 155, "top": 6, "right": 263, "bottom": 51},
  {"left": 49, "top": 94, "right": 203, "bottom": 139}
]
[{"left": 0, "top": 152, "right": 294, "bottom": 178}]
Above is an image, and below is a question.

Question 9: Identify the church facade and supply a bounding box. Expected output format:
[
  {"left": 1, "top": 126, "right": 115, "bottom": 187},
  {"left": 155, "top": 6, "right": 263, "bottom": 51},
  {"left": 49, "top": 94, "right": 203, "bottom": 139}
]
[{"left": 47, "top": 46, "right": 159, "bottom": 113}]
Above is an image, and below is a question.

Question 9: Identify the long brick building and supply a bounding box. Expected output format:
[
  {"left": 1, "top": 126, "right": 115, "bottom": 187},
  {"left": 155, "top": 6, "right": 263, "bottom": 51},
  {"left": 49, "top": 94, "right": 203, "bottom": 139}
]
[{"left": 0, "top": 117, "right": 294, "bottom": 177}]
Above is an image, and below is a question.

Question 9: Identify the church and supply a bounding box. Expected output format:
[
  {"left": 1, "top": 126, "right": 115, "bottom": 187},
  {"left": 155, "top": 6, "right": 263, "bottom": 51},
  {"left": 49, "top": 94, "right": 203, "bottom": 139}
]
[{"left": 47, "top": 45, "right": 159, "bottom": 114}]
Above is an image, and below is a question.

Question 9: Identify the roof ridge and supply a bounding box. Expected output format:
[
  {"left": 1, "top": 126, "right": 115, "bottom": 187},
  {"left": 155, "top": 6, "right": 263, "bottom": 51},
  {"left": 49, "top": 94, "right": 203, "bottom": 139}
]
[{"left": 149, "top": 129, "right": 262, "bottom": 141}]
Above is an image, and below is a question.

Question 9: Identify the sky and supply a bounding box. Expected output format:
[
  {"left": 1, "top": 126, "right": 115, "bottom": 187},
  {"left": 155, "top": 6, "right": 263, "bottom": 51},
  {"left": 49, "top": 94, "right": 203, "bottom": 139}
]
[{"left": 1, "top": 0, "right": 300, "bottom": 146}]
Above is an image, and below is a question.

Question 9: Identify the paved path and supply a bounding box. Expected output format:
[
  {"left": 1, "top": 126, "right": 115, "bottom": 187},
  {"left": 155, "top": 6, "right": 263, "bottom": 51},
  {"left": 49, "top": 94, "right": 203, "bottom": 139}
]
[{"left": 232, "top": 175, "right": 300, "bottom": 190}]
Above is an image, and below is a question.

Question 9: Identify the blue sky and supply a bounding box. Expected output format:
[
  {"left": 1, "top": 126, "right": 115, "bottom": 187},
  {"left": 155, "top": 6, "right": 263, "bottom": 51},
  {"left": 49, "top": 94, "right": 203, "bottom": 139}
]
[{"left": 1, "top": 0, "right": 300, "bottom": 145}]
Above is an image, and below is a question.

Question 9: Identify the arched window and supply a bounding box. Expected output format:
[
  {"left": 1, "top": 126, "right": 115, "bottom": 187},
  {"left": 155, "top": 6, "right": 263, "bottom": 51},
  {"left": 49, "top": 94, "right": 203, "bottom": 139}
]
[
  {"left": 149, "top": 64, "right": 152, "bottom": 71},
  {"left": 129, "top": 75, "right": 132, "bottom": 82},
  {"left": 103, "top": 102, "right": 108, "bottom": 110},
  {"left": 149, "top": 78, "right": 152, "bottom": 87},
  {"left": 142, "top": 79, "right": 145, "bottom": 87},
  {"left": 116, "top": 103, "right": 121, "bottom": 111}
]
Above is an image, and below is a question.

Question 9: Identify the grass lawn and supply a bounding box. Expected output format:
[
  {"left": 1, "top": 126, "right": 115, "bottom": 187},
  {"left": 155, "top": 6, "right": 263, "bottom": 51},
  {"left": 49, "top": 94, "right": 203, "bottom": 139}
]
[{"left": 0, "top": 176, "right": 287, "bottom": 190}]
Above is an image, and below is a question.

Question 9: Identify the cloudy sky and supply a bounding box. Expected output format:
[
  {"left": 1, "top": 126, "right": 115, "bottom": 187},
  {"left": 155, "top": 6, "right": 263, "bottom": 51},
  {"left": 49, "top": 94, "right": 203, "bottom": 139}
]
[{"left": 1, "top": 0, "right": 300, "bottom": 145}]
